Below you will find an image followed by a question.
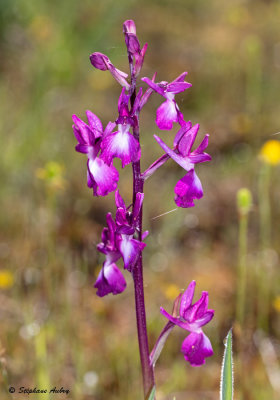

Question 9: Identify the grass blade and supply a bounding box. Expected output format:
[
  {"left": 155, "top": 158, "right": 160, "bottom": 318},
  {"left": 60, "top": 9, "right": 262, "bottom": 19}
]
[{"left": 220, "top": 329, "right": 234, "bottom": 400}]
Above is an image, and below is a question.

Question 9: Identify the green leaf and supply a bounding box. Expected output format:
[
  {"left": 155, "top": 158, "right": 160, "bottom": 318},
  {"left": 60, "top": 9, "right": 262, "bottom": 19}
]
[
  {"left": 220, "top": 329, "right": 234, "bottom": 400},
  {"left": 147, "top": 386, "right": 156, "bottom": 400}
]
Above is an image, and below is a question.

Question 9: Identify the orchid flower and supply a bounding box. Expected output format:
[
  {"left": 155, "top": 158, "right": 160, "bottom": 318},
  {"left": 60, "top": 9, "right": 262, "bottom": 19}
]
[
  {"left": 154, "top": 119, "right": 211, "bottom": 207},
  {"left": 115, "top": 190, "right": 146, "bottom": 271},
  {"left": 95, "top": 213, "right": 126, "bottom": 297},
  {"left": 100, "top": 89, "right": 141, "bottom": 167},
  {"left": 72, "top": 112, "right": 119, "bottom": 196},
  {"left": 142, "top": 73, "right": 192, "bottom": 130},
  {"left": 160, "top": 281, "right": 214, "bottom": 366}
]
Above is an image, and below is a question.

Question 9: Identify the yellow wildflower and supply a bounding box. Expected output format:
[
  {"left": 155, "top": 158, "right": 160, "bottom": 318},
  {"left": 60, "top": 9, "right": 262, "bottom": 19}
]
[
  {"left": 259, "top": 140, "right": 280, "bottom": 165},
  {"left": 273, "top": 296, "right": 280, "bottom": 312},
  {"left": 0, "top": 270, "right": 14, "bottom": 289}
]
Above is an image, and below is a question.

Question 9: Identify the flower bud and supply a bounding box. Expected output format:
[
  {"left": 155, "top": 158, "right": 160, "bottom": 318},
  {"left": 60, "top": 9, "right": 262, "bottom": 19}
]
[
  {"left": 237, "top": 188, "right": 253, "bottom": 215},
  {"left": 89, "top": 52, "right": 109, "bottom": 71},
  {"left": 123, "top": 20, "right": 136, "bottom": 34}
]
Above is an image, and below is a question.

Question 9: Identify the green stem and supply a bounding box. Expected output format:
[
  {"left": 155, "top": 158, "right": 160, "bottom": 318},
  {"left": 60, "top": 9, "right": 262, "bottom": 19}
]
[
  {"left": 257, "top": 163, "right": 271, "bottom": 331},
  {"left": 236, "top": 213, "right": 248, "bottom": 325}
]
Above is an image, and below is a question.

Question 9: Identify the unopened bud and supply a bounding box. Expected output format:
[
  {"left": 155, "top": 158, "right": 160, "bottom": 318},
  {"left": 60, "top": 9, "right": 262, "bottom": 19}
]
[{"left": 237, "top": 188, "right": 253, "bottom": 215}]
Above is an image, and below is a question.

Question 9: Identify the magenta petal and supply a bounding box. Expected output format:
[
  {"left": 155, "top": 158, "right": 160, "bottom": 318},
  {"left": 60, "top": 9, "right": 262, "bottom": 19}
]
[
  {"left": 181, "top": 332, "right": 213, "bottom": 366},
  {"left": 156, "top": 100, "right": 178, "bottom": 130},
  {"left": 189, "top": 153, "right": 212, "bottom": 164},
  {"left": 171, "top": 71, "right": 188, "bottom": 83},
  {"left": 160, "top": 307, "right": 192, "bottom": 330},
  {"left": 194, "top": 310, "right": 215, "bottom": 328},
  {"left": 86, "top": 110, "right": 103, "bottom": 138},
  {"left": 72, "top": 115, "right": 95, "bottom": 145},
  {"left": 100, "top": 129, "right": 141, "bottom": 167},
  {"left": 180, "top": 281, "right": 196, "bottom": 317},
  {"left": 154, "top": 135, "right": 192, "bottom": 171},
  {"left": 118, "top": 236, "right": 146, "bottom": 271},
  {"left": 178, "top": 124, "right": 200, "bottom": 156},
  {"left": 174, "top": 170, "right": 203, "bottom": 208},
  {"left": 173, "top": 121, "right": 192, "bottom": 147},
  {"left": 115, "top": 189, "right": 126, "bottom": 209},
  {"left": 194, "top": 134, "right": 209, "bottom": 154},
  {"left": 167, "top": 81, "right": 192, "bottom": 94},
  {"left": 141, "top": 77, "right": 165, "bottom": 96},
  {"left": 75, "top": 144, "right": 89, "bottom": 154},
  {"left": 183, "top": 292, "right": 208, "bottom": 322},
  {"left": 87, "top": 157, "right": 119, "bottom": 196},
  {"left": 94, "top": 262, "right": 126, "bottom": 297},
  {"left": 104, "top": 121, "right": 116, "bottom": 138}
]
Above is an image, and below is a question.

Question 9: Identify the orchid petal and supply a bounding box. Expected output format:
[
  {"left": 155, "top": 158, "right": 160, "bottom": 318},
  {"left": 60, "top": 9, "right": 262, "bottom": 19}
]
[
  {"left": 94, "top": 262, "right": 126, "bottom": 297},
  {"left": 154, "top": 135, "right": 192, "bottom": 171},
  {"left": 173, "top": 121, "right": 192, "bottom": 148},
  {"left": 174, "top": 170, "right": 203, "bottom": 208},
  {"left": 86, "top": 110, "right": 103, "bottom": 138},
  {"left": 180, "top": 281, "right": 196, "bottom": 317},
  {"left": 156, "top": 100, "right": 178, "bottom": 130},
  {"left": 178, "top": 124, "right": 200, "bottom": 156},
  {"left": 181, "top": 332, "right": 213, "bottom": 367},
  {"left": 167, "top": 81, "right": 192, "bottom": 94},
  {"left": 141, "top": 77, "right": 165, "bottom": 96},
  {"left": 87, "top": 158, "right": 119, "bottom": 196},
  {"left": 118, "top": 236, "right": 146, "bottom": 271},
  {"left": 100, "top": 129, "right": 141, "bottom": 168}
]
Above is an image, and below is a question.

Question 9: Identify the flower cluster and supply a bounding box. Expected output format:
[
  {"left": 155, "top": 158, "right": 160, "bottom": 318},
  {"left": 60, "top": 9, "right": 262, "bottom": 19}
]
[
  {"left": 94, "top": 191, "right": 146, "bottom": 297},
  {"left": 160, "top": 281, "right": 214, "bottom": 366},
  {"left": 72, "top": 19, "right": 211, "bottom": 208}
]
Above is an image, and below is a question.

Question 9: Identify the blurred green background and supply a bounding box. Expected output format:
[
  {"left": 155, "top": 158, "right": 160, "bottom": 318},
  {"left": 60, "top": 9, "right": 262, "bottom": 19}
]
[{"left": 1, "top": 0, "right": 280, "bottom": 399}]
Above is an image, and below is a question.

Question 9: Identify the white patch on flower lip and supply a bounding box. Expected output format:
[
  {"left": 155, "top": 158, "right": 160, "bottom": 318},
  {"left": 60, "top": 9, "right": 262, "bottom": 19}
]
[
  {"left": 88, "top": 158, "right": 102, "bottom": 178},
  {"left": 120, "top": 236, "right": 134, "bottom": 263},
  {"left": 165, "top": 92, "right": 175, "bottom": 101},
  {"left": 112, "top": 130, "right": 130, "bottom": 153}
]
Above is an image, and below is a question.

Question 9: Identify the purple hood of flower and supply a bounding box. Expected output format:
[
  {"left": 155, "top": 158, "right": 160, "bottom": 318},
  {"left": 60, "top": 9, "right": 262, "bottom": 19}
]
[{"left": 160, "top": 281, "right": 214, "bottom": 366}]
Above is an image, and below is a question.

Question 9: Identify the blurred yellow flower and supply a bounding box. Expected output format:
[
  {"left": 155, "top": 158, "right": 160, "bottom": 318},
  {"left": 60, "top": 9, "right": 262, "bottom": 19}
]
[
  {"left": 0, "top": 270, "right": 14, "bottom": 289},
  {"left": 259, "top": 140, "right": 280, "bottom": 165},
  {"left": 36, "top": 161, "right": 66, "bottom": 191},
  {"left": 164, "top": 284, "right": 180, "bottom": 301},
  {"left": 273, "top": 296, "right": 280, "bottom": 312}
]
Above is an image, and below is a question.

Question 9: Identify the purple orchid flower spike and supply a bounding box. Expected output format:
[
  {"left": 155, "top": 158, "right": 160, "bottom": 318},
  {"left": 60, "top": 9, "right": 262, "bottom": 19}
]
[
  {"left": 154, "top": 120, "right": 211, "bottom": 207},
  {"left": 90, "top": 52, "right": 130, "bottom": 90},
  {"left": 160, "top": 281, "right": 214, "bottom": 366},
  {"left": 72, "top": 112, "right": 119, "bottom": 196},
  {"left": 94, "top": 213, "right": 126, "bottom": 297},
  {"left": 115, "top": 190, "right": 146, "bottom": 271},
  {"left": 100, "top": 89, "right": 141, "bottom": 167},
  {"left": 142, "top": 72, "right": 192, "bottom": 130}
]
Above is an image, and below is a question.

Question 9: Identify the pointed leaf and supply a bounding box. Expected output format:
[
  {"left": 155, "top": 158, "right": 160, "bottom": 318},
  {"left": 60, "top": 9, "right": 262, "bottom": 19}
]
[{"left": 220, "top": 329, "right": 234, "bottom": 400}]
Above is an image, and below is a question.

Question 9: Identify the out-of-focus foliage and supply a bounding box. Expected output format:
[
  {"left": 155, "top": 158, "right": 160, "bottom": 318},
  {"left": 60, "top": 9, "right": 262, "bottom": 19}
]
[{"left": 1, "top": 0, "right": 280, "bottom": 399}]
